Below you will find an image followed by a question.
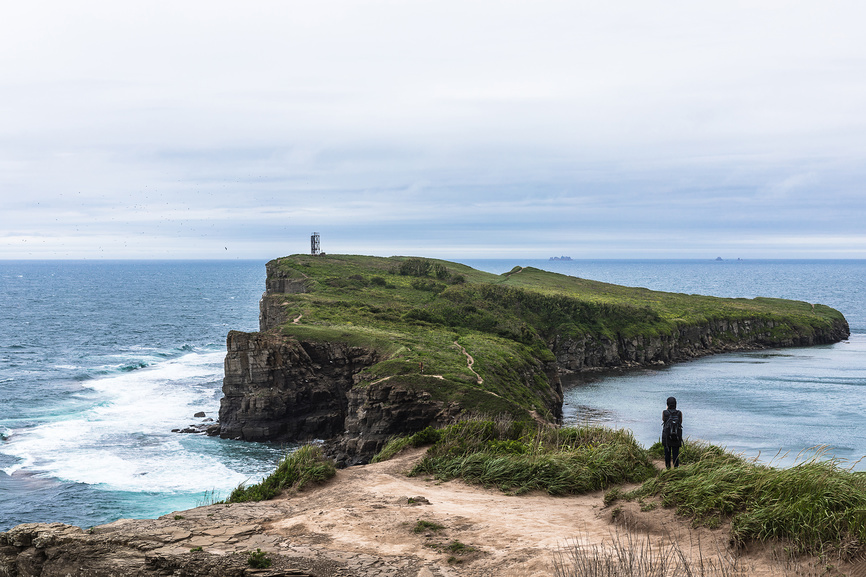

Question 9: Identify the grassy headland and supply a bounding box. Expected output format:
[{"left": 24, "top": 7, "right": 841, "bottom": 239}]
[{"left": 261, "top": 254, "right": 847, "bottom": 422}]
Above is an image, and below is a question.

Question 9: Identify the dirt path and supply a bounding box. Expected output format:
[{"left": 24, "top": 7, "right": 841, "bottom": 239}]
[
  {"left": 18, "top": 449, "right": 858, "bottom": 576},
  {"left": 453, "top": 341, "right": 482, "bottom": 385},
  {"left": 131, "top": 449, "right": 845, "bottom": 577}
]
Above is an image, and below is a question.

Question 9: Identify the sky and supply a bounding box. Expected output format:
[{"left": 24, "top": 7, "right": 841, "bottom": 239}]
[{"left": 2, "top": 1, "right": 865, "bottom": 260}]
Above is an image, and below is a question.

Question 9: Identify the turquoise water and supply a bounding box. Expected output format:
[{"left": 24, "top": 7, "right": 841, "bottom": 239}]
[{"left": 1, "top": 258, "right": 864, "bottom": 531}]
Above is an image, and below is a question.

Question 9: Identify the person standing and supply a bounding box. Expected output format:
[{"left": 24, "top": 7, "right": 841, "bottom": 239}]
[{"left": 662, "top": 396, "right": 683, "bottom": 469}]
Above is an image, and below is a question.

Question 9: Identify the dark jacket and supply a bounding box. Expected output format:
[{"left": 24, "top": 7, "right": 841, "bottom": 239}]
[{"left": 662, "top": 408, "right": 683, "bottom": 447}]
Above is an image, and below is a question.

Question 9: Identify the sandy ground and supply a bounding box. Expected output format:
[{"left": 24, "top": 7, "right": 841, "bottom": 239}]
[
  {"left": 170, "top": 448, "right": 860, "bottom": 577},
  {"left": 82, "top": 448, "right": 864, "bottom": 577}
]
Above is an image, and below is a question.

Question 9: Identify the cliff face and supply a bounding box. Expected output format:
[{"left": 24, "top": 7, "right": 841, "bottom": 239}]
[
  {"left": 552, "top": 317, "right": 851, "bottom": 371},
  {"left": 219, "top": 331, "right": 379, "bottom": 443},
  {"left": 219, "top": 313, "right": 848, "bottom": 463},
  {"left": 219, "top": 327, "right": 472, "bottom": 463}
]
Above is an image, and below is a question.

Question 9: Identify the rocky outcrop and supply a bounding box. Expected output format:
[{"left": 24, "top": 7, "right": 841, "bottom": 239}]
[
  {"left": 259, "top": 261, "right": 313, "bottom": 330},
  {"left": 219, "top": 330, "right": 477, "bottom": 464},
  {"left": 0, "top": 503, "right": 428, "bottom": 577},
  {"left": 332, "top": 382, "right": 464, "bottom": 465},
  {"left": 264, "top": 260, "right": 312, "bottom": 297},
  {"left": 551, "top": 317, "right": 851, "bottom": 371},
  {"left": 219, "top": 331, "right": 379, "bottom": 443},
  {"left": 219, "top": 259, "right": 850, "bottom": 463}
]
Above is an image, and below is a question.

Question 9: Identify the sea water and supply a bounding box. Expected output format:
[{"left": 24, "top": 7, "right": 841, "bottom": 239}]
[
  {"left": 0, "top": 261, "right": 287, "bottom": 531},
  {"left": 1, "top": 259, "right": 864, "bottom": 531}
]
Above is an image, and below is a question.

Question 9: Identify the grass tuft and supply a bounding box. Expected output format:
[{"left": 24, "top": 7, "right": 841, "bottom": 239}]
[
  {"left": 246, "top": 548, "right": 271, "bottom": 569},
  {"left": 226, "top": 444, "right": 336, "bottom": 503},
  {"left": 406, "top": 418, "right": 656, "bottom": 495},
  {"left": 413, "top": 520, "right": 445, "bottom": 533}
]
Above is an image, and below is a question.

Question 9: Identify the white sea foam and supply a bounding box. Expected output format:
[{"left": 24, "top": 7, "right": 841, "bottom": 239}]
[{"left": 0, "top": 349, "right": 263, "bottom": 493}]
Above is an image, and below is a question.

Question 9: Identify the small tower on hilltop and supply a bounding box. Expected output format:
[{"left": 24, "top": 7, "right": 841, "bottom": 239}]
[{"left": 310, "top": 232, "right": 321, "bottom": 256}]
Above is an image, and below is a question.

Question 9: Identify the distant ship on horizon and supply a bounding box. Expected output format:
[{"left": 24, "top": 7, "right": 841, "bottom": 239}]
[{"left": 549, "top": 256, "right": 572, "bottom": 261}]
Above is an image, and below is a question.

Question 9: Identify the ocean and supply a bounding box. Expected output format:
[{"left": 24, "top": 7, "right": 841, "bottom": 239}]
[{"left": 1, "top": 258, "right": 864, "bottom": 531}]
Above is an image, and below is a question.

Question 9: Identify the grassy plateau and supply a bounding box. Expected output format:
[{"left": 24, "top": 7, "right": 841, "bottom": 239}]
[{"left": 261, "top": 254, "right": 846, "bottom": 422}]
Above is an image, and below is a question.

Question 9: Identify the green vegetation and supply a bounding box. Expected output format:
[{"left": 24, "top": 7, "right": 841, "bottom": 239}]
[
  {"left": 226, "top": 445, "right": 335, "bottom": 503},
  {"left": 371, "top": 426, "right": 442, "bottom": 463},
  {"left": 265, "top": 254, "right": 846, "bottom": 424},
  {"left": 413, "top": 520, "right": 445, "bottom": 533},
  {"left": 371, "top": 421, "right": 866, "bottom": 559},
  {"left": 629, "top": 442, "right": 866, "bottom": 557},
  {"left": 554, "top": 527, "right": 755, "bottom": 577},
  {"left": 402, "top": 419, "right": 656, "bottom": 495},
  {"left": 246, "top": 548, "right": 272, "bottom": 569},
  {"left": 229, "top": 416, "right": 866, "bottom": 559}
]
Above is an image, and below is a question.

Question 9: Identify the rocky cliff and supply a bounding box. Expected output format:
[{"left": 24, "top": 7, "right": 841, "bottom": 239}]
[
  {"left": 219, "top": 329, "right": 557, "bottom": 465},
  {"left": 552, "top": 316, "right": 850, "bottom": 371},
  {"left": 218, "top": 330, "right": 475, "bottom": 464},
  {"left": 219, "top": 331, "right": 379, "bottom": 443}
]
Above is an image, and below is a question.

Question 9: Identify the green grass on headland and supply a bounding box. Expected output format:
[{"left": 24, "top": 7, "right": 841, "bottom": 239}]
[{"left": 263, "top": 254, "right": 847, "bottom": 423}]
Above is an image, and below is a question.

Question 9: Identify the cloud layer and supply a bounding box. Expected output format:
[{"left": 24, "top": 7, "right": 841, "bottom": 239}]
[{"left": 2, "top": 1, "right": 865, "bottom": 258}]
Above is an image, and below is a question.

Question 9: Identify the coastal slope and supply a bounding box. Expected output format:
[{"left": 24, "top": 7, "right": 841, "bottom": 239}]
[
  {"left": 2, "top": 450, "right": 858, "bottom": 577},
  {"left": 219, "top": 255, "right": 849, "bottom": 462}
]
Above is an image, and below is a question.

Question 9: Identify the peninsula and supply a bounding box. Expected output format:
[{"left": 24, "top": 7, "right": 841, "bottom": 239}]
[{"left": 218, "top": 254, "right": 849, "bottom": 464}]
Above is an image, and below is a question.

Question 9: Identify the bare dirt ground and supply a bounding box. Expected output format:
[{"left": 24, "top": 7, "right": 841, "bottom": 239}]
[{"left": 108, "top": 448, "right": 862, "bottom": 577}]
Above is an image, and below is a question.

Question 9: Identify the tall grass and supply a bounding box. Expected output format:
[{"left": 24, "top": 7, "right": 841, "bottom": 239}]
[
  {"left": 226, "top": 445, "right": 336, "bottom": 503},
  {"left": 552, "top": 527, "right": 831, "bottom": 577},
  {"left": 633, "top": 442, "right": 866, "bottom": 557},
  {"left": 399, "top": 418, "right": 656, "bottom": 495}
]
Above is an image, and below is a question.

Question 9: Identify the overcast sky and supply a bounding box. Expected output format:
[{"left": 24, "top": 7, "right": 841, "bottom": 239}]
[{"left": 2, "top": 1, "right": 865, "bottom": 259}]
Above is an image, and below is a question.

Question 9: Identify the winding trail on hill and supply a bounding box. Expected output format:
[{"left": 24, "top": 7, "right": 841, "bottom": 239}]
[{"left": 454, "top": 341, "right": 483, "bottom": 385}]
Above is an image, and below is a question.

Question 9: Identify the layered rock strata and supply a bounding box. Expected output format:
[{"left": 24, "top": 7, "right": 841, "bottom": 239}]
[
  {"left": 219, "top": 331, "right": 379, "bottom": 443},
  {"left": 551, "top": 317, "right": 851, "bottom": 371}
]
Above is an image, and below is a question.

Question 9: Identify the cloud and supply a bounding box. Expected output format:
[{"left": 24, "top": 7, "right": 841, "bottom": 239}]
[{"left": 1, "top": 1, "right": 866, "bottom": 258}]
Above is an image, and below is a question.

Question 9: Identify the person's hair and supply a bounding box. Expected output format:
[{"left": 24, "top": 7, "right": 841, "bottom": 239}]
[{"left": 666, "top": 396, "right": 677, "bottom": 409}]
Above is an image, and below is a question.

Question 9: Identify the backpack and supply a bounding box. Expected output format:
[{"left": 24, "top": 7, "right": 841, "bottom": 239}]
[{"left": 664, "top": 411, "right": 682, "bottom": 444}]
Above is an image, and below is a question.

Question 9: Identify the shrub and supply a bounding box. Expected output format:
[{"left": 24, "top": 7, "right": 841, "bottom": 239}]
[
  {"left": 247, "top": 548, "right": 271, "bottom": 568},
  {"left": 413, "top": 520, "right": 445, "bottom": 533},
  {"left": 227, "top": 445, "right": 336, "bottom": 503},
  {"left": 398, "top": 257, "right": 433, "bottom": 277},
  {"left": 410, "top": 278, "right": 446, "bottom": 293}
]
